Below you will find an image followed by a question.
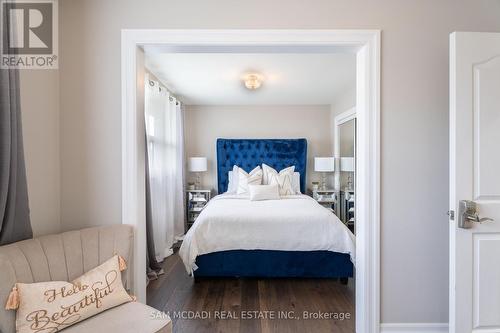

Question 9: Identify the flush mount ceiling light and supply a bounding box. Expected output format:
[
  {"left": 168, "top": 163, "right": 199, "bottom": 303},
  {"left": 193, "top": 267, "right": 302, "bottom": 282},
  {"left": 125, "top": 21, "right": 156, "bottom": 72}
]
[{"left": 243, "top": 73, "right": 263, "bottom": 90}]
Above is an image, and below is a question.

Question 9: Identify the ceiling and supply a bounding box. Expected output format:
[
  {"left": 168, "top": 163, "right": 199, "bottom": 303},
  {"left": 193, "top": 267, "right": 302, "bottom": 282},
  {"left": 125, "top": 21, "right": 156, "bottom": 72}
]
[{"left": 144, "top": 52, "right": 356, "bottom": 105}]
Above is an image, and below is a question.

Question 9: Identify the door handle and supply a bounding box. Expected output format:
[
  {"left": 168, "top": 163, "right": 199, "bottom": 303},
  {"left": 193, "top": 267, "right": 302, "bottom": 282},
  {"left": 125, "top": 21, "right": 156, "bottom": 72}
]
[{"left": 458, "top": 200, "right": 495, "bottom": 229}]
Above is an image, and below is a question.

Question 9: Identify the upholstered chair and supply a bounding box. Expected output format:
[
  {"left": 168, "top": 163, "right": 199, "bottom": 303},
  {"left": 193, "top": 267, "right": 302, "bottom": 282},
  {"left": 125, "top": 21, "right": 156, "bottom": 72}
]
[{"left": 0, "top": 225, "right": 171, "bottom": 333}]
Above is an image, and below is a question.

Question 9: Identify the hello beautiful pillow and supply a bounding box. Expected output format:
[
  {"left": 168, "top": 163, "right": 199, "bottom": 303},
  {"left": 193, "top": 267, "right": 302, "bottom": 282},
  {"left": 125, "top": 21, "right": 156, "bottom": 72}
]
[{"left": 5, "top": 255, "right": 134, "bottom": 333}]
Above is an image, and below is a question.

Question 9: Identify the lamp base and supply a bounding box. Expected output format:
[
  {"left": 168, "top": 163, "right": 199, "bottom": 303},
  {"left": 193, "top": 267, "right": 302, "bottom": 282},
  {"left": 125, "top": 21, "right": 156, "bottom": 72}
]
[
  {"left": 195, "top": 173, "right": 202, "bottom": 190},
  {"left": 347, "top": 173, "right": 354, "bottom": 191},
  {"left": 320, "top": 172, "right": 328, "bottom": 191}
]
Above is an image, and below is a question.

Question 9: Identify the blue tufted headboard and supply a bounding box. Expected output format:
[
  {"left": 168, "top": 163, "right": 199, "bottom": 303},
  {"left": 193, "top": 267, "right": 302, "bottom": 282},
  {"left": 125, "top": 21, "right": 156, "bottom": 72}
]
[{"left": 216, "top": 138, "right": 307, "bottom": 194}]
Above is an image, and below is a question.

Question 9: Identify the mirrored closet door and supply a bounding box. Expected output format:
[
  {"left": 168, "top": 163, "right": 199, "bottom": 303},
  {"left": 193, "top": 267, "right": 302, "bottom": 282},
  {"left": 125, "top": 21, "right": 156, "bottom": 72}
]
[{"left": 335, "top": 111, "right": 356, "bottom": 233}]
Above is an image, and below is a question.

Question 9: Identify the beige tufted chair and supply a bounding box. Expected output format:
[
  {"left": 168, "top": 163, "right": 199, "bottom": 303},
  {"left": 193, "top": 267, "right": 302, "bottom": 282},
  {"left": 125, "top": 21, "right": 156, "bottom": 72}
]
[{"left": 0, "top": 225, "right": 171, "bottom": 333}]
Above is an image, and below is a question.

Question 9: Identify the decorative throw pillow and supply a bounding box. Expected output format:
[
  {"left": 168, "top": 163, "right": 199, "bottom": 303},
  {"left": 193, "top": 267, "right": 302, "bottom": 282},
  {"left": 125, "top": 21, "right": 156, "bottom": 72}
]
[
  {"left": 249, "top": 184, "right": 281, "bottom": 201},
  {"left": 226, "top": 165, "right": 240, "bottom": 194},
  {"left": 292, "top": 172, "right": 301, "bottom": 194},
  {"left": 236, "top": 166, "right": 262, "bottom": 195},
  {"left": 262, "top": 164, "right": 296, "bottom": 196},
  {"left": 5, "top": 255, "right": 134, "bottom": 333},
  {"left": 261, "top": 164, "right": 276, "bottom": 185}
]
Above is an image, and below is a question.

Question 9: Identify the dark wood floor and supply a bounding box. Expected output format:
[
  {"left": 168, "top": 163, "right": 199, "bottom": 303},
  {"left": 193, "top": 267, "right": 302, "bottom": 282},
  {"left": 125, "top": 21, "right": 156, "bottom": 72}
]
[{"left": 147, "top": 253, "right": 355, "bottom": 333}]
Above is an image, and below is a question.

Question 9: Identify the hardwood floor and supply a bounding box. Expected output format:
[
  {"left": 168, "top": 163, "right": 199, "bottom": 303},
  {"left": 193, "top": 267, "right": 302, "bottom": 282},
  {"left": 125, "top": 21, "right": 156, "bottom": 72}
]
[{"left": 147, "top": 253, "right": 355, "bottom": 333}]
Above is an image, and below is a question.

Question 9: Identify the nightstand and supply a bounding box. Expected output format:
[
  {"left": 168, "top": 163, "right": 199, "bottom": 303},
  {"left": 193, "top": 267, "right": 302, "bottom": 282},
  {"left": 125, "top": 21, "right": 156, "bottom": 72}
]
[
  {"left": 308, "top": 188, "right": 338, "bottom": 214},
  {"left": 341, "top": 189, "right": 355, "bottom": 233},
  {"left": 186, "top": 189, "right": 211, "bottom": 231}
]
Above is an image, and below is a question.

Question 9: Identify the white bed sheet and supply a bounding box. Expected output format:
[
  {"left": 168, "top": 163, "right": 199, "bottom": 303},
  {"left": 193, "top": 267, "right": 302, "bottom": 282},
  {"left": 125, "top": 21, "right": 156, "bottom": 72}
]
[{"left": 179, "top": 194, "right": 355, "bottom": 274}]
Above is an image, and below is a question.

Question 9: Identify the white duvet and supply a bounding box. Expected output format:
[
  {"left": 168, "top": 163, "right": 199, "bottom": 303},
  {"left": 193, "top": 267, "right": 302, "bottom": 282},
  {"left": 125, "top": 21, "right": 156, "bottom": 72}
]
[{"left": 179, "top": 194, "right": 356, "bottom": 274}]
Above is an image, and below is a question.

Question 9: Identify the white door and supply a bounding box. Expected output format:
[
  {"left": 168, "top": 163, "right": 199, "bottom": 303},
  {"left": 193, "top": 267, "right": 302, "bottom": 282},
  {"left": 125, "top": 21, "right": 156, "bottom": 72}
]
[{"left": 450, "top": 32, "right": 500, "bottom": 333}]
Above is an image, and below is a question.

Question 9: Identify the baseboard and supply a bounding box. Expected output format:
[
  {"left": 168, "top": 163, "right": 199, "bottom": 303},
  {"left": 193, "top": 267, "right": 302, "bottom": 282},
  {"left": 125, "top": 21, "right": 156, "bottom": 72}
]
[{"left": 380, "top": 323, "right": 449, "bottom": 333}]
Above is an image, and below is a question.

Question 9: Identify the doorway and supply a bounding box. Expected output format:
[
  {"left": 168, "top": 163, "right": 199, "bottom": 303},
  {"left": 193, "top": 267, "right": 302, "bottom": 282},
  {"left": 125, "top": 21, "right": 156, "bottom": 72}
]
[{"left": 121, "top": 29, "right": 380, "bottom": 332}]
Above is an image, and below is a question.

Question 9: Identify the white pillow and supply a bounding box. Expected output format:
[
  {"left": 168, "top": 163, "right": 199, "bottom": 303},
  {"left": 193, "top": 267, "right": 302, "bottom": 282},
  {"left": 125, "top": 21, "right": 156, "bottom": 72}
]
[
  {"left": 292, "top": 172, "right": 301, "bottom": 194},
  {"left": 230, "top": 166, "right": 300, "bottom": 194},
  {"left": 236, "top": 166, "right": 262, "bottom": 195},
  {"left": 249, "top": 184, "right": 280, "bottom": 201},
  {"left": 262, "top": 164, "right": 295, "bottom": 196},
  {"left": 226, "top": 165, "right": 239, "bottom": 194}
]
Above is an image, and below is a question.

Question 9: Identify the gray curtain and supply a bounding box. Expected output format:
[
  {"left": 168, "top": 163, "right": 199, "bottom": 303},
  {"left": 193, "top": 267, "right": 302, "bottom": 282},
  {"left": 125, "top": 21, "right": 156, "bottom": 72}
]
[{"left": 0, "top": 67, "right": 32, "bottom": 245}]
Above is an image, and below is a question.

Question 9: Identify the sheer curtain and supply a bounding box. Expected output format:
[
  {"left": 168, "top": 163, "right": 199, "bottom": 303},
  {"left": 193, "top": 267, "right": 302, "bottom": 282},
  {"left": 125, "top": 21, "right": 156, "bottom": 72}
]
[{"left": 145, "top": 76, "right": 185, "bottom": 263}]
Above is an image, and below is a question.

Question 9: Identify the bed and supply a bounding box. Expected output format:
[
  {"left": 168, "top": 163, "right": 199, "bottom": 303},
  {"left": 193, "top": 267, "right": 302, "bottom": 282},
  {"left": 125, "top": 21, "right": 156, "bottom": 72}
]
[{"left": 179, "top": 138, "right": 355, "bottom": 280}]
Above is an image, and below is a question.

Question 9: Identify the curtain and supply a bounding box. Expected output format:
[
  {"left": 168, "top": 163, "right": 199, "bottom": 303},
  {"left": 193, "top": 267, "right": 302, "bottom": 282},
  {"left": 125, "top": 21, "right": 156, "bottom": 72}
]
[
  {"left": 145, "top": 77, "right": 185, "bottom": 263},
  {"left": 145, "top": 139, "right": 164, "bottom": 279},
  {"left": 0, "top": 67, "right": 33, "bottom": 245}
]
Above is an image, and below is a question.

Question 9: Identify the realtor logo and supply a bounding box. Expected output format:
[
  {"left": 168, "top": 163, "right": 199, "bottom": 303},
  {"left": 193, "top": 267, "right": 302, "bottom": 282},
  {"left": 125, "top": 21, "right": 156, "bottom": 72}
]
[{"left": 1, "top": 0, "right": 58, "bottom": 69}]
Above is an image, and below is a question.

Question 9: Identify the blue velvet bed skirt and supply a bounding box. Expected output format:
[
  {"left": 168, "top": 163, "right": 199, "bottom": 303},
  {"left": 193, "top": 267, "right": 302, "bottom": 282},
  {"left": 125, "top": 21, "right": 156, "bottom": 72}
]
[{"left": 193, "top": 250, "right": 353, "bottom": 278}]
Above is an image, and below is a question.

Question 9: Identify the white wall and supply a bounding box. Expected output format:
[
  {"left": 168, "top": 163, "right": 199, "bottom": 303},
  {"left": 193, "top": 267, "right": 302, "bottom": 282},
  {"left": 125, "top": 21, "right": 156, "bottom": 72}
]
[
  {"left": 329, "top": 88, "right": 356, "bottom": 158},
  {"left": 184, "top": 105, "right": 333, "bottom": 191},
  {"left": 20, "top": 70, "right": 61, "bottom": 236},
  {"left": 18, "top": 0, "right": 500, "bottom": 325}
]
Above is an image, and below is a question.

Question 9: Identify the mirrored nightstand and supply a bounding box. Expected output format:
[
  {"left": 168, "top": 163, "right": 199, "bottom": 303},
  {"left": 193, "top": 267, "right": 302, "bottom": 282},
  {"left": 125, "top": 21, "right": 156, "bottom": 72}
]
[
  {"left": 186, "top": 189, "right": 211, "bottom": 231},
  {"left": 308, "top": 188, "right": 338, "bottom": 215},
  {"left": 341, "top": 189, "right": 355, "bottom": 233}
]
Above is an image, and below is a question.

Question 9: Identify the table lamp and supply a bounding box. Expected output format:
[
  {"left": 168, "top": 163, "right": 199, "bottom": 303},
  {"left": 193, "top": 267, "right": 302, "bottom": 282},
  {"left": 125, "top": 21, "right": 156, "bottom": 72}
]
[
  {"left": 314, "top": 157, "right": 335, "bottom": 190},
  {"left": 188, "top": 157, "right": 207, "bottom": 189},
  {"left": 340, "top": 157, "right": 355, "bottom": 191}
]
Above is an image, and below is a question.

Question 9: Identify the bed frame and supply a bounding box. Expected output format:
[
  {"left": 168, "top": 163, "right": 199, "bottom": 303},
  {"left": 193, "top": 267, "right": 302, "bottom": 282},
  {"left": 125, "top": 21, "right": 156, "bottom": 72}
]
[{"left": 193, "top": 138, "right": 353, "bottom": 281}]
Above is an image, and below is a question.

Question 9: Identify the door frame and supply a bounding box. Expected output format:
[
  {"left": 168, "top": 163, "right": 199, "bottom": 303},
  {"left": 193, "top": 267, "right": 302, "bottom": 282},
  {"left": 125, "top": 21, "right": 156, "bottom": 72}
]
[{"left": 121, "top": 29, "right": 381, "bottom": 333}]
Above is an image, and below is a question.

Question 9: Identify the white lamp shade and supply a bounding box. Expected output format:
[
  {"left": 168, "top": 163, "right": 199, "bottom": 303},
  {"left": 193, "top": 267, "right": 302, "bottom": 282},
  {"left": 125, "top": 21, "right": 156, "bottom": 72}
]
[
  {"left": 188, "top": 157, "right": 207, "bottom": 172},
  {"left": 340, "top": 157, "right": 355, "bottom": 172},
  {"left": 314, "top": 157, "right": 335, "bottom": 172}
]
